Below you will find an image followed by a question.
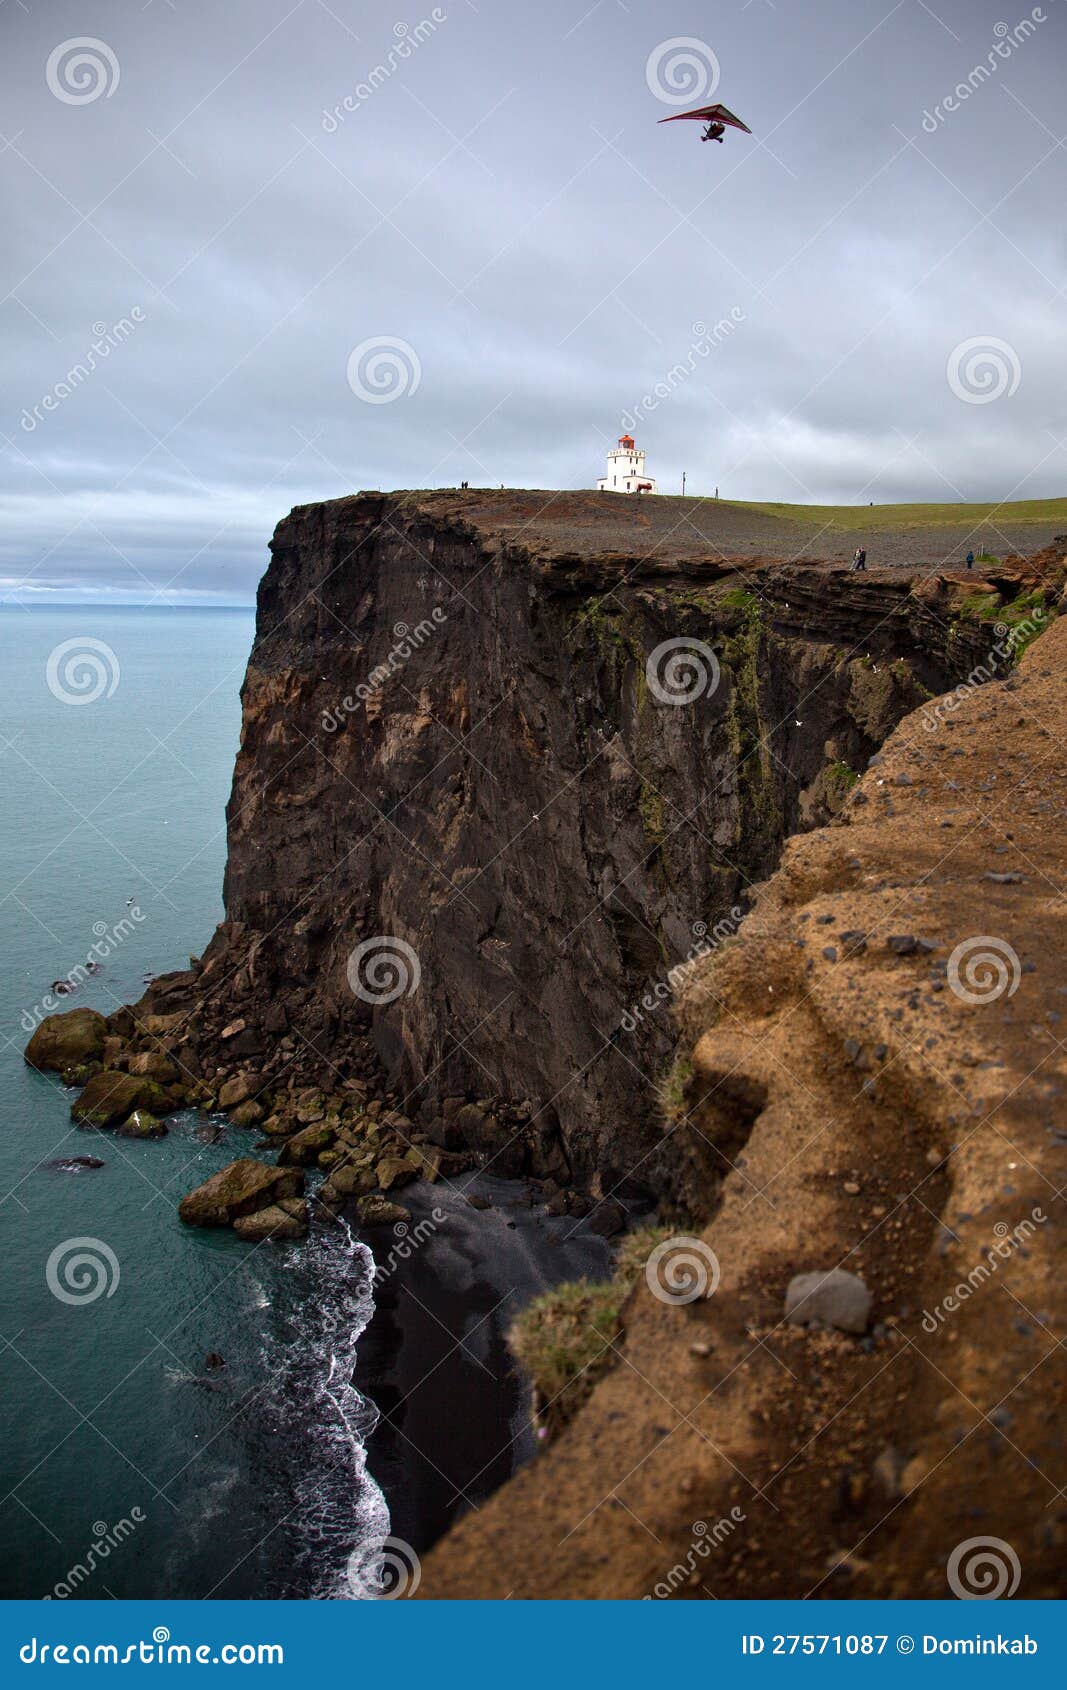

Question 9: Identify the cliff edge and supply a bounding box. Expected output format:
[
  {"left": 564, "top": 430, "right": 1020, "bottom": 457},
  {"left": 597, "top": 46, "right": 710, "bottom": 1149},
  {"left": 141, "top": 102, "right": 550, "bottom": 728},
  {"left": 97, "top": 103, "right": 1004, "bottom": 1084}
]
[{"left": 421, "top": 607, "right": 1067, "bottom": 1598}]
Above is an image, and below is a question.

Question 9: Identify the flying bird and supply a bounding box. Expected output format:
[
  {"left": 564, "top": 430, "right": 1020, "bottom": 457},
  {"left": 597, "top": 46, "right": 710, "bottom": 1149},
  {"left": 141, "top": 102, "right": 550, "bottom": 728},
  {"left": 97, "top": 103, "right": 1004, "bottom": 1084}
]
[{"left": 658, "top": 103, "right": 753, "bottom": 145}]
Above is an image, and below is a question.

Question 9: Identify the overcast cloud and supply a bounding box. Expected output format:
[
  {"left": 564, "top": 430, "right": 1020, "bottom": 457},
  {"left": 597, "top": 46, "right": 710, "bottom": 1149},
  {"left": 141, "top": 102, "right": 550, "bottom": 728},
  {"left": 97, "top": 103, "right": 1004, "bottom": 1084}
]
[{"left": 1, "top": 0, "right": 1064, "bottom": 602}]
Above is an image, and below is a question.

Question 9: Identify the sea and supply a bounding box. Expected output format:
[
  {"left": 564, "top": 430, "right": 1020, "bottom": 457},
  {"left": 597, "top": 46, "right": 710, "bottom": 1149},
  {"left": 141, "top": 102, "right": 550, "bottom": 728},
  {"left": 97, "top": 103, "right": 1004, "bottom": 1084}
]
[{"left": 0, "top": 606, "right": 389, "bottom": 1600}]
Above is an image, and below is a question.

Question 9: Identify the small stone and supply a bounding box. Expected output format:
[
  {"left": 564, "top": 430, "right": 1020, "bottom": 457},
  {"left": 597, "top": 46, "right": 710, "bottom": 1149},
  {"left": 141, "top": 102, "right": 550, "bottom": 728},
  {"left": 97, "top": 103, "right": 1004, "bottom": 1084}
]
[
  {"left": 785, "top": 1268, "right": 872, "bottom": 1335},
  {"left": 984, "top": 871, "right": 1024, "bottom": 884},
  {"left": 689, "top": 1341, "right": 712, "bottom": 1358},
  {"left": 843, "top": 1181, "right": 861, "bottom": 1195},
  {"left": 886, "top": 935, "right": 918, "bottom": 955}
]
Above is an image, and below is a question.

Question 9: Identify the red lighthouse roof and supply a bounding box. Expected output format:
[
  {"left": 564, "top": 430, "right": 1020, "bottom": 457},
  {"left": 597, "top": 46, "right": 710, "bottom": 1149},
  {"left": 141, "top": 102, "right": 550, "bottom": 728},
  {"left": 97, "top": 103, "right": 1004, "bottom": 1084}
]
[{"left": 619, "top": 434, "right": 635, "bottom": 449}]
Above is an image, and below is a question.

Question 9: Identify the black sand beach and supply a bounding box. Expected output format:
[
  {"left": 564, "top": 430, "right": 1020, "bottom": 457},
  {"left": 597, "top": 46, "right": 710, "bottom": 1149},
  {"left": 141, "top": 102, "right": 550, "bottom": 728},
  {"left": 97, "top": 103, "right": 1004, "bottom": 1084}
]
[{"left": 353, "top": 1173, "right": 624, "bottom": 1556}]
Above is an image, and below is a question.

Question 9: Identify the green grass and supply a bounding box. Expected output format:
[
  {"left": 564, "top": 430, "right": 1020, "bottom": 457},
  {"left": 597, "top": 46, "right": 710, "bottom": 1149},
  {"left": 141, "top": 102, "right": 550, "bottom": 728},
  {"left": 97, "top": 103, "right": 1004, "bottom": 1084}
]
[
  {"left": 509, "top": 1224, "right": 676, "bottom": 1439},
  {"left": 721, "top": 497, "right": 1067, "bottom": 531}
]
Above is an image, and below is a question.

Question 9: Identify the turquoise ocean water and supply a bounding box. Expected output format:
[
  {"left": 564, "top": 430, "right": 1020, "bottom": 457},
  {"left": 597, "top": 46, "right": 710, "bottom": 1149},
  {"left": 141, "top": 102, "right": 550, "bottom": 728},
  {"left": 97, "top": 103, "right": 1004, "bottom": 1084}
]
[{"left": 0, "top": 607, "right": 388, "bottom": 1599}]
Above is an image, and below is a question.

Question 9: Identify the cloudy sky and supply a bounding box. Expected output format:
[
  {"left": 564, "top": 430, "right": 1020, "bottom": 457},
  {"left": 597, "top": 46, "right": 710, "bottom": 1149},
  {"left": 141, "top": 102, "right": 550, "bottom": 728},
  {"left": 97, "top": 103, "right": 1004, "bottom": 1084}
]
[{"left": 1, "top": 0, "right": 1064, "bottom": 603}]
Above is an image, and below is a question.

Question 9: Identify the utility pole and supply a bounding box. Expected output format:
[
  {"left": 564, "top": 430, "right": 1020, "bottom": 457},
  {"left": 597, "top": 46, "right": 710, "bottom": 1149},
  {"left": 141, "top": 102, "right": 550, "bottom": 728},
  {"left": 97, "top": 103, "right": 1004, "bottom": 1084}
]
[{"left": 682, "top": 471, "right": 686, "bottom": 497}]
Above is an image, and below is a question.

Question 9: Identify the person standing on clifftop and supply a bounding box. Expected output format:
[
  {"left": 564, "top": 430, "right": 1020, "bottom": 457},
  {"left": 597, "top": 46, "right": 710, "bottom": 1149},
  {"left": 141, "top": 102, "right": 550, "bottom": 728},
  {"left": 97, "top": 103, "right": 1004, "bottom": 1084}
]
[
  {"left": 851, "top": 547, "right": 867, "bottom": 571},
  {"left": 966, "top": 550, "right": 975, "bottom": 569}
]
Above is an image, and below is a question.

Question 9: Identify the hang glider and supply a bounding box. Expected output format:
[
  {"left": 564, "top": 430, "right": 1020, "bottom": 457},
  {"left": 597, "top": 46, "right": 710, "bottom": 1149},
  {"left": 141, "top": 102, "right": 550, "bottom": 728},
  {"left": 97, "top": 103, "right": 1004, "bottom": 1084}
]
[{"left": 658, "top": 103, "right": 752, "bottom": 144}]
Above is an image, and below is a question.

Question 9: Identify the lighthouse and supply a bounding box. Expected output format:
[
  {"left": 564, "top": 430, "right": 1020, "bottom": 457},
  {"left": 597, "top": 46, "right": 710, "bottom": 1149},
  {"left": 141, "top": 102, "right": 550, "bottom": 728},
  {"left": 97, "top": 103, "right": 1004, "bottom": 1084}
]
[{"left": 596, "top": 434, "right": 658, "bottom": 495}]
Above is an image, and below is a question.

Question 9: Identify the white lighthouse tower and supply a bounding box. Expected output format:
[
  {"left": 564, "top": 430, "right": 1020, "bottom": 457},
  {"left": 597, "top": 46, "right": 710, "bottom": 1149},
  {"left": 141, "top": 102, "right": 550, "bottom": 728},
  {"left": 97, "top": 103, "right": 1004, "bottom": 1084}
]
[{"left": 596, "top": 434, "right": 658, "bottom": 495}]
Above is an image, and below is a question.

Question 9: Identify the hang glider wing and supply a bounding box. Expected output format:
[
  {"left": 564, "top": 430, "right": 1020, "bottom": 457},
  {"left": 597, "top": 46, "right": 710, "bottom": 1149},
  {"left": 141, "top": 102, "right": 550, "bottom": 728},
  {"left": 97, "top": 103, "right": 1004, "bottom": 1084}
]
[{"left": 658, "top": 103, "right": 752, "bottom": 134}]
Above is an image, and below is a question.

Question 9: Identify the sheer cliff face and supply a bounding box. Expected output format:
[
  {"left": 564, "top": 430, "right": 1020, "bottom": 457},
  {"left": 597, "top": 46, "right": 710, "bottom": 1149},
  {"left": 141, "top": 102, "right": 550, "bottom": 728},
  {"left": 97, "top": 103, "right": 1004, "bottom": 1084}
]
[{"left": 215, "top": 491, "right": 993, "bottom": 1189}]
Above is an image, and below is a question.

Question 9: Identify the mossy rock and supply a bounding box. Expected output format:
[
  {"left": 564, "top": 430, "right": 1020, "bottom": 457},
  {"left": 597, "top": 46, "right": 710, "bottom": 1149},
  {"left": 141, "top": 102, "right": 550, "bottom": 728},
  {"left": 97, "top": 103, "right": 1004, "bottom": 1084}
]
[
  {"left": 178, "top": 1159, "right": 304, "bottom": 1227},
  {"left": 71, "top": 1071, "right": 170, "bottom": 1128},
  {"left": 278, "top": 1121, "right": 337, "bottom": 1166},
  {"left": 25, "top": 1008, "right": 107, "bottom": 1074},
  {"left": 117, "top": 1109, "right": 168, "bottom": 1139}
]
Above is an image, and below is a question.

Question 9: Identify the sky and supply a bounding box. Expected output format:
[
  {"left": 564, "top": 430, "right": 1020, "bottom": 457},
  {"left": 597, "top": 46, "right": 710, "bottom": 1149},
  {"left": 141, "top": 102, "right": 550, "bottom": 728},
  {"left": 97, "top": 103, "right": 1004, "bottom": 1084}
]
[{"left": 1, "top": 0, "right": 1064, "bottom": 604}]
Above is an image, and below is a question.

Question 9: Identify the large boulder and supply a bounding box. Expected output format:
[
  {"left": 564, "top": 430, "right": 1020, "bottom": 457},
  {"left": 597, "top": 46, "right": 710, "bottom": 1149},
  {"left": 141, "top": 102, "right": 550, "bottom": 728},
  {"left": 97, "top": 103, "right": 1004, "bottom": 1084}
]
[
  {"left": 127, "top": 1050, "right": 179, "bottom": 1083},
  {"left": 278, "top": 1122, "right": 336, "bottom": 1166},
  {"left": 218, "top": 1073, "right": 256, "bottom": 1109},
  {"left": 25, "top": 1008, "right": 107, "bottom": 1074},
  {"left": 357, "top": 1194, "right": 410, "bottom": 1228},
  {"left": 376, "top": 1155, "right": 418, "bottom": 1191},
  {"left": 71, "top": 1071, "right": 169, "bottom": 1127},
  {"left": 232, "top": 1199, "right": 308, "bottom": 1241},
  {"left": 179, "top": 1159, "right": 304, "bottom": 1227}
]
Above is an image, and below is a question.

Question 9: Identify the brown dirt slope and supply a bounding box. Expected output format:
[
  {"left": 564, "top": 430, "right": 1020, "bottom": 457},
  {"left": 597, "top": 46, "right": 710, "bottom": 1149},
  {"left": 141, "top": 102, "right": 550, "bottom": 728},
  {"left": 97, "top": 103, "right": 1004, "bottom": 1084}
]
[{"left": 420, "top": 613, "right": 1067, "bottom": 1599}]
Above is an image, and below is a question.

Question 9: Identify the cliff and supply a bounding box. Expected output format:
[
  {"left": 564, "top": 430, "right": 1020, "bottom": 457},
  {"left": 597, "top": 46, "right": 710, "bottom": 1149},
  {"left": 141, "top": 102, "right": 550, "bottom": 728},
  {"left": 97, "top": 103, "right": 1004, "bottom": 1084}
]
[
  {"left": 189, "top": 491, "right": 1034, "bottom": 1195},
  {"left": 27, "top": 490, "right": 1067, "bottom": 1596},
  {"left": 421, "top": 570, "right": 1067, "bottom": 1599}
]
